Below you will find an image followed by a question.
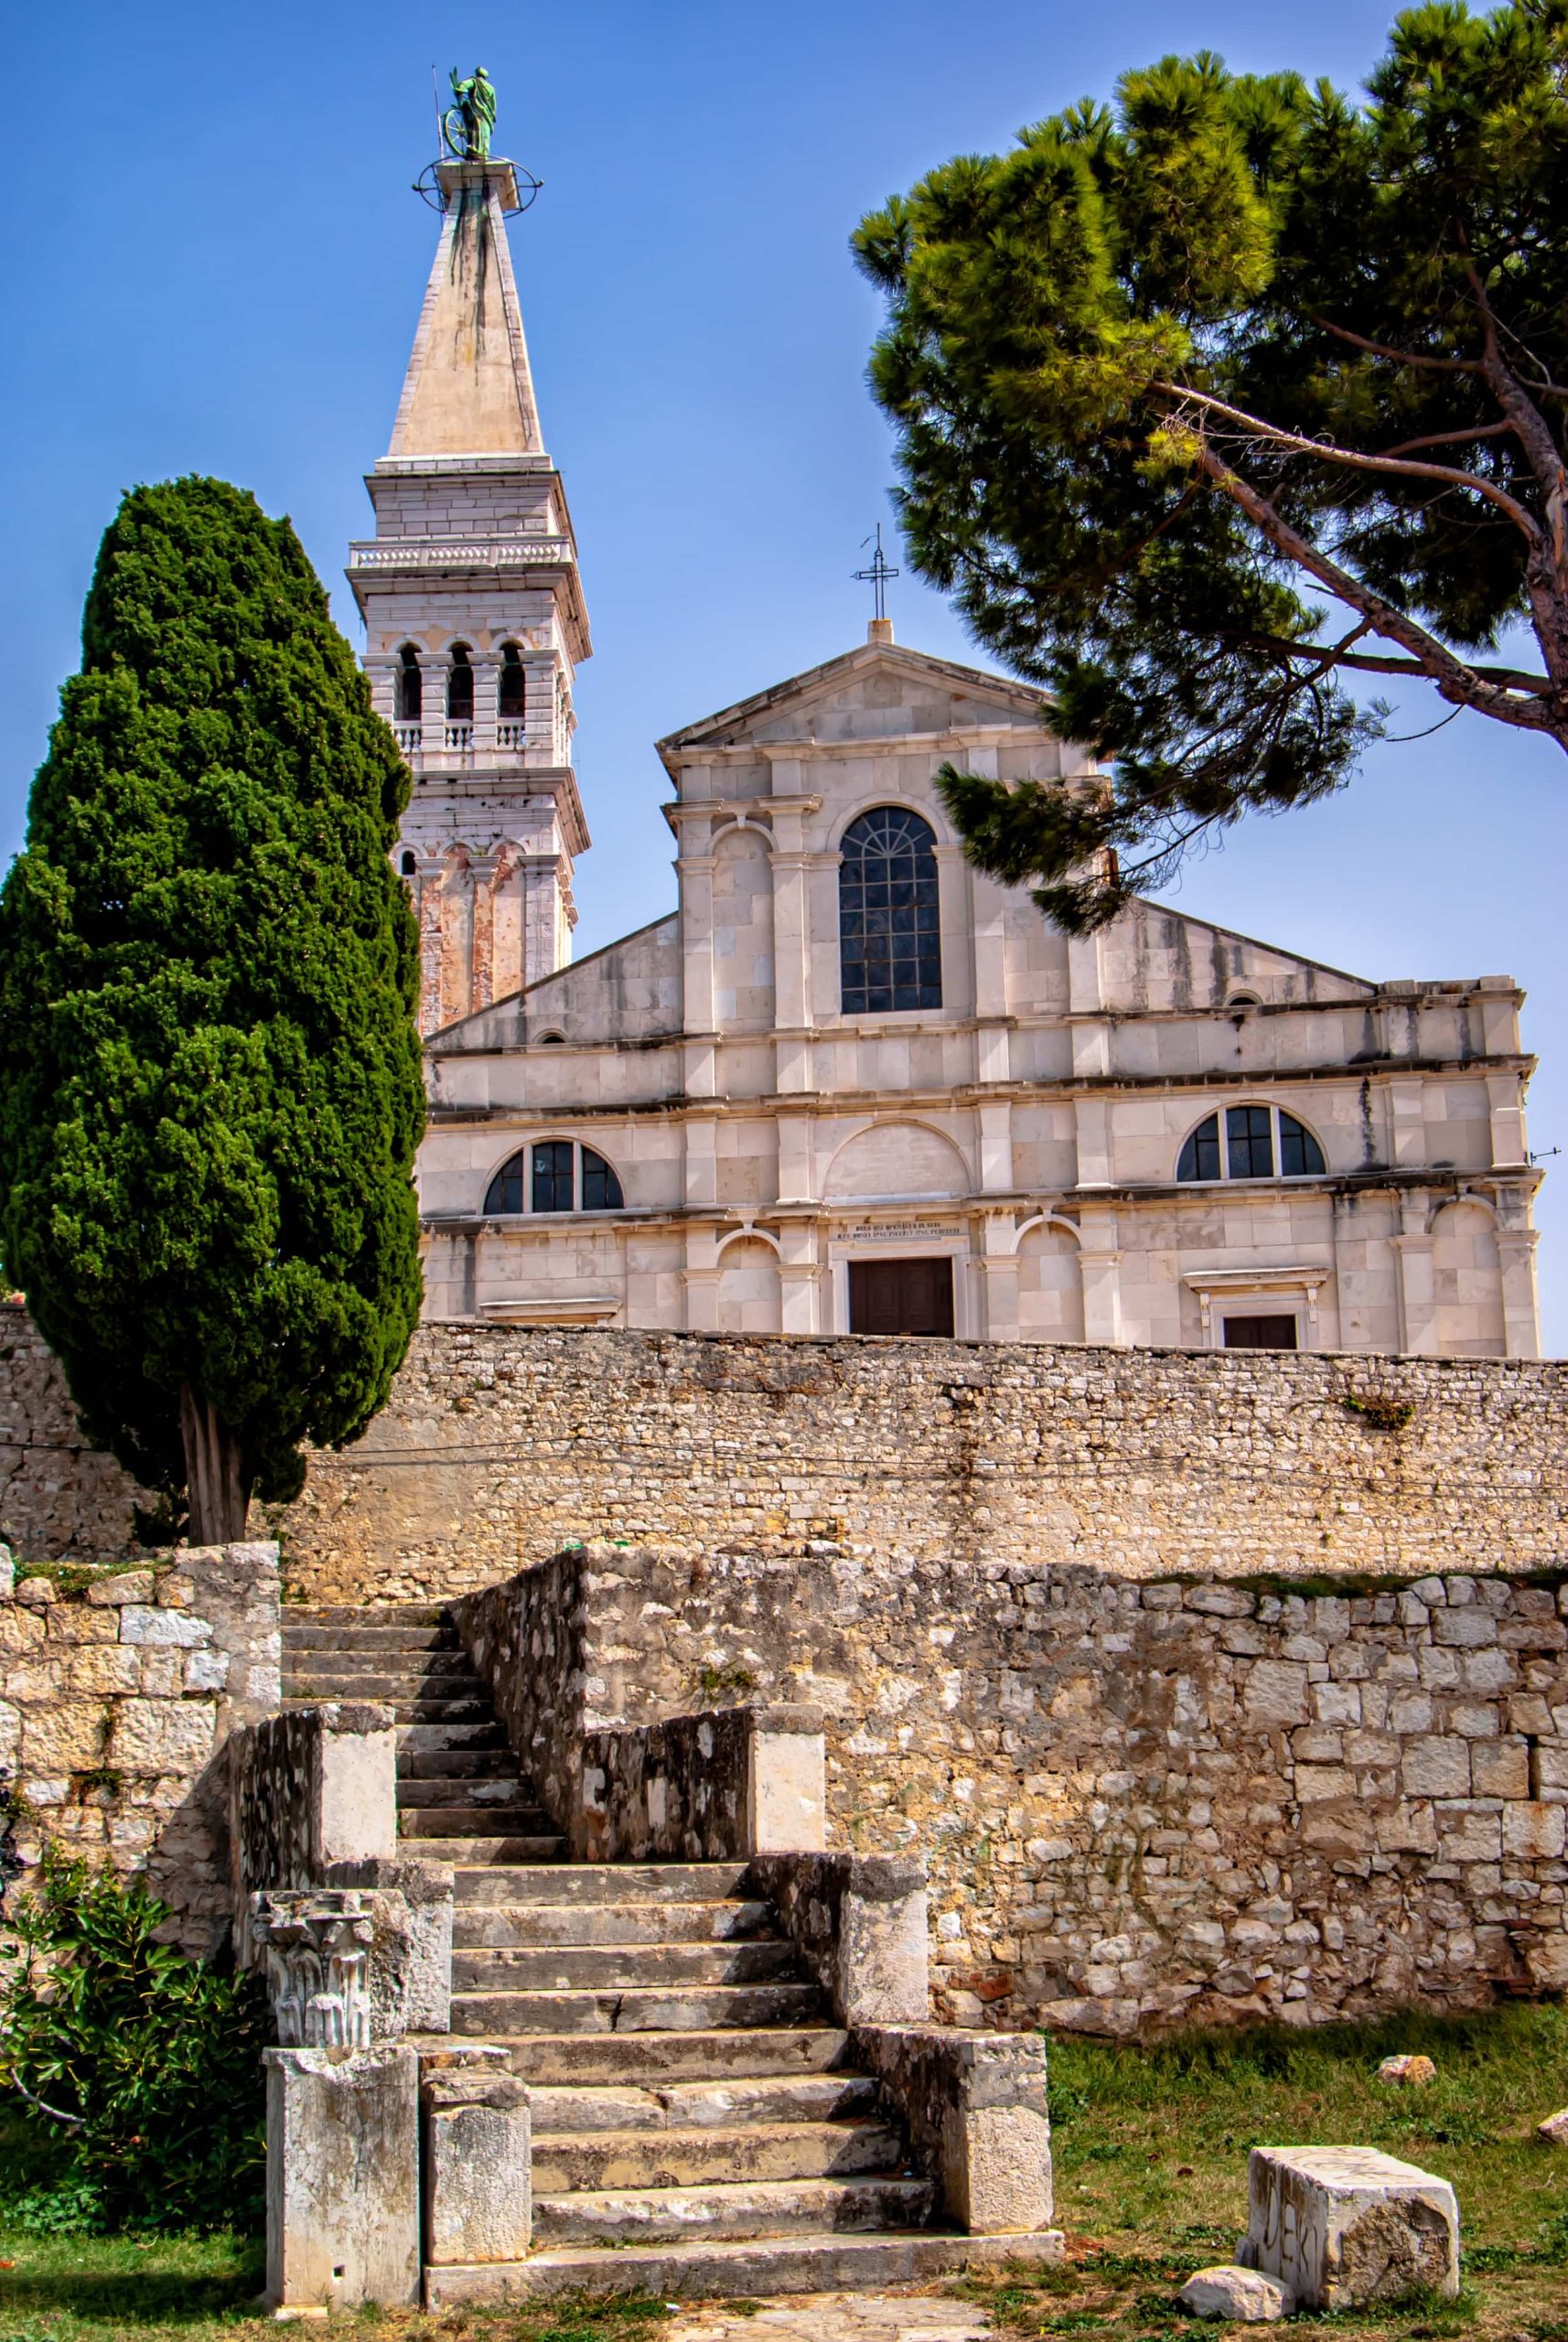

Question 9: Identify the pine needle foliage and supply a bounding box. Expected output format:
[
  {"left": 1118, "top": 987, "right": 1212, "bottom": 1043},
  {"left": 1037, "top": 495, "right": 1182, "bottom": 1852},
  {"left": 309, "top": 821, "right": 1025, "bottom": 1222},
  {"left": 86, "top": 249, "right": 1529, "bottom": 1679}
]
[
  {"left": 0, "top": 478, "right": 425, "bottom": 1531},
  {"left": 855, "top": 0, "right": 1568, "bottom": 927}
]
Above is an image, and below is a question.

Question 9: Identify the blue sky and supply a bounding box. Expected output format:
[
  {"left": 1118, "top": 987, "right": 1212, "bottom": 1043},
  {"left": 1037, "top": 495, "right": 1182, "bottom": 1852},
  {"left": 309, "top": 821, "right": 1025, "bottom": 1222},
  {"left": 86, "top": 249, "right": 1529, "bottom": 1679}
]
[{"left": 4, "top": 1, "right": 1564, "bottom": 1347}]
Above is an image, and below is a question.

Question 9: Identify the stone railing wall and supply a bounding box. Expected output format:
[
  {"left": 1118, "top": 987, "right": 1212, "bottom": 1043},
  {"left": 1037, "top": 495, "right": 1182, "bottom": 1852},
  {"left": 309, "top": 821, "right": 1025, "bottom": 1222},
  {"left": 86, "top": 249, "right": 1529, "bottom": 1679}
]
[
  {"left": 231, "top": 1703, "right": 398, "bottom": 1903},
  {"left": 463, "top": 1542, "right": 1568, "bottom": 2035},
  {"left": 578, "top": 1704, "right": 825, "bottom": 1864},
  {"left": 0, "top": 1541, "right": 280, "bottom": 1950},
  {"left": 8, "top": 1305, "right": 1568, "bottom": 1596},
  {"left": 451, "top": 1555, "right": 586, "bottom": 1846}
]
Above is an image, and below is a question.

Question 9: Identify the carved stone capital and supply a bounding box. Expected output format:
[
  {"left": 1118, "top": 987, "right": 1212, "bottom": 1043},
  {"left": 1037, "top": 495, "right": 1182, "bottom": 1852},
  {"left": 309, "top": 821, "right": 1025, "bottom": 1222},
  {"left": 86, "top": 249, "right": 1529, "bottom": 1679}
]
[{"left": 251, "top": 1888, "right": 376, "bottom": 2056}]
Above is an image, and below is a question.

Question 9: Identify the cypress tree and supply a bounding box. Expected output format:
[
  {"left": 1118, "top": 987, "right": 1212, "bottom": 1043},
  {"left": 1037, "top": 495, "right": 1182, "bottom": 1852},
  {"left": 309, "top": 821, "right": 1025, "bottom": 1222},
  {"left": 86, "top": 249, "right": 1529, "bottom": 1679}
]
[{"left": 0, "top": 477, "right": 425, "bottom": 1540}]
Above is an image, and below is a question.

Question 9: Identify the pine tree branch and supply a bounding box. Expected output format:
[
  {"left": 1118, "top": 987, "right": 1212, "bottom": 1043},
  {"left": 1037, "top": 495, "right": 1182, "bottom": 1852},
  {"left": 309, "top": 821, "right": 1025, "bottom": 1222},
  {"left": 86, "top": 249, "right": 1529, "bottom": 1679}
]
[
  {"left": 1156, "top": 383, "right": 1542, "bottom": 539},
  {"left": 1190, "top": 440, "right": 1563, "bottom": 734},
  {"left": 1234, "top": 631, "right": 1551, "bottom": 691},
  {"left": 1305, "top": 317, "right": 1482, "bottom": 374},
  {"left": 1378, "top": 421, "right": 1515, "bottom": 457}
]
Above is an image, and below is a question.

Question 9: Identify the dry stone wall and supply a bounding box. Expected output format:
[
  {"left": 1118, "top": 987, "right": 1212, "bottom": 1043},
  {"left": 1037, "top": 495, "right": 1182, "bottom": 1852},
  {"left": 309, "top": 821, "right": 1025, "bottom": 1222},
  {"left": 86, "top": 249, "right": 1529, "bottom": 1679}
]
[
  {"left": 493, "top": 1543, "right": 1568, "bottom": 2035},
  {"left": 0, "top": 1306, "right": 153, "bottom": 1563},
  {"left": 270, "top": 1325, "right": 1568, "bottom": 1602}
]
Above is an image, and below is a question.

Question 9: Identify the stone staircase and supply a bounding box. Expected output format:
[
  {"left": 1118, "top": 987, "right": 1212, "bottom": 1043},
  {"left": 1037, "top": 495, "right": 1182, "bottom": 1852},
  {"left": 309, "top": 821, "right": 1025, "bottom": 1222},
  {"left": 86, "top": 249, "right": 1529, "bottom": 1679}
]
[
  {"left": 284, "top": 1602, "right": 564, "bottom": 1862},
  {"left": 282, "top": 1605, "right": 1047, "bottom": 2303}
]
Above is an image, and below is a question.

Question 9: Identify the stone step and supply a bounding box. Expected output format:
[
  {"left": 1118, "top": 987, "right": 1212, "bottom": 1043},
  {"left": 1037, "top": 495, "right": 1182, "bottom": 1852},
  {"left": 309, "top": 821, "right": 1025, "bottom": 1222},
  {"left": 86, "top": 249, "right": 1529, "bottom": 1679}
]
[
  {"left": 457, "top": 2027, "right": 853, "bottom": 2087},
  {"left": 532, "top": 2120, "right": 908, "bottom": 2195},
  {"left": 285, "top": 1623, "right": 458, "bottom": 1653},
  {"left": 371, "top": 1700, "right": 494, "bottom": 1725},
  {"left": 524, "top": 2071, "right": 881, "bottom": 2134},
  {"left": 453, "top": 1898, "right": 775, "bottom": 1950},
  {"left": 450, "top": 1981, "right": 825, "bottom": 2036},
  {"left": 532, "top": 2173, "right": 939, "bottom": 2248},
  {"left": 289, "top": 1604, "right": 449, "bottom": 1627},
  {"left": 395, "top": 1776, "right": 529, "bottom": 1809},
  {"left": 398, "top": 1745, "right": 516, "bottom": 1779},
  {"left": 400, "top": 1808, "right": 552, "bottom": 1839},
  {"left": 450, "top": 1862, "right": 754, "bottom": 1907},
  {"left": 403, "top": 1835, "right": 565, "bottom": 1864},
  {"left": 285, "top": 1671, "right": 485, "bottom": 1702},
  {"left": 285, "top": 1642, "right": 474, "bottom": 1672},
  {"left": 450, "top": 1940, "right": 800, "bottom": 1993},
  {"left": 397, "top": 1721, "right": 509, "bottom": 1754},
  {"left": 424, "top": 2229, "right": 1066, "bottom": 2310}
]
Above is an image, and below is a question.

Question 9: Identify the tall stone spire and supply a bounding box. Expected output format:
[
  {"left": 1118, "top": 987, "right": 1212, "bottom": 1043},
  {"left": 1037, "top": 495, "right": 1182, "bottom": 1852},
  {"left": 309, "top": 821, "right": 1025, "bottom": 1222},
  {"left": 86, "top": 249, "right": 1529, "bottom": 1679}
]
[
  {"left": 386, "top": 162, "right": 543, "bottom": 459},
  {"left": 349, "top": 158, "right": 592, "bottom": 1037}
]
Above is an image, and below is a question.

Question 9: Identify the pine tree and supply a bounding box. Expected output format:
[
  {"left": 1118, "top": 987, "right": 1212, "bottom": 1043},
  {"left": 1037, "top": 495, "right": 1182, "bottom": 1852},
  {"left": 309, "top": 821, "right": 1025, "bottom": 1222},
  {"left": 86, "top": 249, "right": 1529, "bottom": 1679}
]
[
  {"left": 855, "top": 0, "right": 1568, "bottom": 927},
  {"left": 0, "top": 478, "right": 425, "bottom": 1540}
]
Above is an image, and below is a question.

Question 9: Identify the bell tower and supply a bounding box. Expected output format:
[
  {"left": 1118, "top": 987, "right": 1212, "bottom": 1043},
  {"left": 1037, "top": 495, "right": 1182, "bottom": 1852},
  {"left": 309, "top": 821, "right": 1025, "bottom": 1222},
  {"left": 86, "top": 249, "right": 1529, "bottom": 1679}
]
[{"left": 349, "top": 152, "right": 591, "bottom": 1036}]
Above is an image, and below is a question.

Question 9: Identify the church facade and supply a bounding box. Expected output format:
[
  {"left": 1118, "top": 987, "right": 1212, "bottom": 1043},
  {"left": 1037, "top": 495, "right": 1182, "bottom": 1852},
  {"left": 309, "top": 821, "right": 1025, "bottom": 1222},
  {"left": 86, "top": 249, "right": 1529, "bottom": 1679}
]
[{"left": 360, "top": 159, "right": 1543, "bottom": 1359}]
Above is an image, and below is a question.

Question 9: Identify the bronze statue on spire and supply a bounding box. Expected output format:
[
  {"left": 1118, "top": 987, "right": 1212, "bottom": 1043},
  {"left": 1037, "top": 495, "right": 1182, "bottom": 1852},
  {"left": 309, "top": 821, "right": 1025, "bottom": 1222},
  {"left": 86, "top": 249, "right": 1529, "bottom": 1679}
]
[{"left": 444, "top": 66, "right": 497, "bottom": 162}]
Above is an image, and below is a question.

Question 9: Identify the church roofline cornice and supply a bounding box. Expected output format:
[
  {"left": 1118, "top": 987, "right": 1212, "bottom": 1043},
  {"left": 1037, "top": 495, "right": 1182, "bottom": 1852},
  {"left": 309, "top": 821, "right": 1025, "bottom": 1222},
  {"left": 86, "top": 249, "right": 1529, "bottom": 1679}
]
[
  {"left": 422, "top": 1051, "right": 1533, "bottom": 1108},
  {"left": 418, "top": 1158, "right": 1540, "bottom": 1240}
]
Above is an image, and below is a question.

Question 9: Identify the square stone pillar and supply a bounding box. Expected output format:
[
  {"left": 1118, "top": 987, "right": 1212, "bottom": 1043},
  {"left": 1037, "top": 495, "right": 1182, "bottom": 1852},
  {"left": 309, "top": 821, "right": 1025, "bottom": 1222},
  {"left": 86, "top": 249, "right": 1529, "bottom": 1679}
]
[{"left": 264, "top": 2044, "right": 419, "bottom": 2312}]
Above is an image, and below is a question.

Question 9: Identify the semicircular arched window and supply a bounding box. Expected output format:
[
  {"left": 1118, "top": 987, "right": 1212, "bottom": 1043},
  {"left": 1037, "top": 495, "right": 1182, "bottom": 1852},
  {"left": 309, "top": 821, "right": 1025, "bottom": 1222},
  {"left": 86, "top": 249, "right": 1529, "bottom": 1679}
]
[
  {"left": 839, "top": 806, "right": 942, "bottom": 1015},
  {"left": 1177, "top": 1106, "right": 1326, "bottom": 1183},
  {"left": 484, "top": 1142, "right": 625, "bottom": 1216}
]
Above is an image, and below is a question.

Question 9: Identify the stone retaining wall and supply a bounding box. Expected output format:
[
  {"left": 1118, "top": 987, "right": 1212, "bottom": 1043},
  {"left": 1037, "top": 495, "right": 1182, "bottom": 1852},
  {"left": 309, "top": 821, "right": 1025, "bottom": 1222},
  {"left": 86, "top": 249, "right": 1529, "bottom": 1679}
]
[
  {"left": 271, "top": 1324, "right": 1568, "bottom": 1601},
  {"left": 494, "top": 1542, "right": 1568, "bottom": 2034},
  {"left": 6, "top": 1305, "right": 1568, "bottom": 1596},
  {"left": 0, "top": 1542, "right": 280, "bottom": 1951}
]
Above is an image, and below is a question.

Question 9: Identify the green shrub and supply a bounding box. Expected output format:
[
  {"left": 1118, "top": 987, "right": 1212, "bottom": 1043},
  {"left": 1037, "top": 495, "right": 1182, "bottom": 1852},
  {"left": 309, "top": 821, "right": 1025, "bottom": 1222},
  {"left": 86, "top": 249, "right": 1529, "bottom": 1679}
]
[{"left": 0, "top": 1850, "right": 267, "bottom": 2232}]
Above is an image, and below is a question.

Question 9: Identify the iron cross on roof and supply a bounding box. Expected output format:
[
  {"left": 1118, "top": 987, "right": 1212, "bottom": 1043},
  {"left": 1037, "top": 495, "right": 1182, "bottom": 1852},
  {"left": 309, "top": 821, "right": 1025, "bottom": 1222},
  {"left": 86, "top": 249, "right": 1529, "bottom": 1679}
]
[{"left": 853, "top": 524, "right": 900, "bottom": 622}]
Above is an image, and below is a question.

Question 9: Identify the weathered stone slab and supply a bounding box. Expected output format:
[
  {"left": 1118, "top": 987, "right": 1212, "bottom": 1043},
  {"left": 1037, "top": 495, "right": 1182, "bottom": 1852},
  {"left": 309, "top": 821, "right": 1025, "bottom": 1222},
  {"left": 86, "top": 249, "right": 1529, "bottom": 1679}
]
[
  {"left": 1241, "top": 2145, "right": 1459, "bottom": 2308},
  {"left": 423, "top": 2071, "right": 531, "bottom": 2264},
  {"left": 264, "top": 2043, "right": 419, "bottom": 2310},
  {"left": 1179, "top": 2264, "right": 1294, "bottom": 2321}
]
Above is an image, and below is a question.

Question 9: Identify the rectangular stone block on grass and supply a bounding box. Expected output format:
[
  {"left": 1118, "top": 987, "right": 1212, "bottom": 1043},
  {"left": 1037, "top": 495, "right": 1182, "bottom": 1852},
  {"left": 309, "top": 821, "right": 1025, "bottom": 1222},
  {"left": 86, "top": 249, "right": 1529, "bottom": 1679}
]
[{"left": 1241, "top": 2145, "right": 1459, "bottom": 2309}]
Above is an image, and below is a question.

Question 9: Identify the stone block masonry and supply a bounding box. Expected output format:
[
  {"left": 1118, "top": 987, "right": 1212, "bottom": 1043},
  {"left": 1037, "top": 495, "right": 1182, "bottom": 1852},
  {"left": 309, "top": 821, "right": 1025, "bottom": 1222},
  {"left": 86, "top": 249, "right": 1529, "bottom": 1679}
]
[
  {"left": 0, "top": 1542, "right": 280, "bottom": 1951},
  {"left": 462, "top": 1544, "right": 1568, "bottom": 2034},
  {"left": 268, "top": 1324, "right": 1568, "bottom": 1604},
  {"left": 8, "top": 1305, "right": 1568, "bottom": 1597}
]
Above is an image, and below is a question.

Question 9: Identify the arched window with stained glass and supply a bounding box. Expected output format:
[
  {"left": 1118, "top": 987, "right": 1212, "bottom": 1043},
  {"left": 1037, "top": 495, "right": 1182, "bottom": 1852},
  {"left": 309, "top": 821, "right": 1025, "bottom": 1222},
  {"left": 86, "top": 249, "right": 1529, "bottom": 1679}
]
[{"left": 838, "top": 806, "right": 942, "bottom": 1015}]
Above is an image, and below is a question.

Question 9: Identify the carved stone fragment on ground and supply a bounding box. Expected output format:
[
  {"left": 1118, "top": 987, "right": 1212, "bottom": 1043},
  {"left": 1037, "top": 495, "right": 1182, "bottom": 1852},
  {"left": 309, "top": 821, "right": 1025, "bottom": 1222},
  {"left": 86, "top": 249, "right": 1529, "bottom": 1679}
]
[{"left": 1240, "top": 2144, "right": 1460, "bottom": 2309}]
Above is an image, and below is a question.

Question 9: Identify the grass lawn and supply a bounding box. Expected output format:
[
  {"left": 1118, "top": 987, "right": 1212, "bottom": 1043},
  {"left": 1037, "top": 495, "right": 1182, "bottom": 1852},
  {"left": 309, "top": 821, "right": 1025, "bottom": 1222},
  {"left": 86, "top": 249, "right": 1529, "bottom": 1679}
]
[
  {"left": 1, "top": 2004, "right": 1565, "bottom": 2339},
  {"left": 965, "top": 2001, "right": 1568, "bottom": 2337}
]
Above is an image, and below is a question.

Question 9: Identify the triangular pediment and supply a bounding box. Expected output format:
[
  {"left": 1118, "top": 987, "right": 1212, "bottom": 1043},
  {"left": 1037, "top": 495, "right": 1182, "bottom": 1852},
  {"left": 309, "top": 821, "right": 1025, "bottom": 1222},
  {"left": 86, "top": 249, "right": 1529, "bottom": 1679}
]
[{"left": 656, "top": 638, "right": 1053, "bottom": 769}]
